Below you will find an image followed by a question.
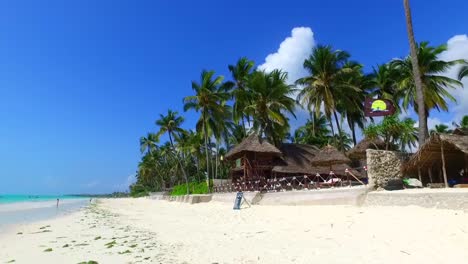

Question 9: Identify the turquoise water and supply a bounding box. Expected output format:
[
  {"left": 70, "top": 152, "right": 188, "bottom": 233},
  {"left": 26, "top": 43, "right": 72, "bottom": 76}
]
[{"left": 0, "top": 194, "right": 85, "bottom": 204}]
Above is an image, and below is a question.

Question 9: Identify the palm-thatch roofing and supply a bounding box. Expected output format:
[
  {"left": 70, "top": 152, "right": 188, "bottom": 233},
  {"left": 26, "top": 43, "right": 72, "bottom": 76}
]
[
  {"left": 403, "top": 133, "right": 468, "bottom": 173},
  {"left": 453, "top": 128, "right": 468, "bottom": 136},
  {"left": 271, "top": 144, "right": 362, "bottom": 177},
  {"left": 347, "top": 137, "right": 386, "bottom": 160},
  {"left": 272, "top": 144, "right": 318, "bottom": 174},
  {"left": 225, "top": 133, "right": 282, "bottom": 160},
  {"left": 310, "top": 145, "right": 351, "bottom": 166}
]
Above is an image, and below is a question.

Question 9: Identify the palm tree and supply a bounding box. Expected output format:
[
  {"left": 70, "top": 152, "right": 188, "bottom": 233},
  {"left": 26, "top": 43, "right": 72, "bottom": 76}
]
[
  {"left": 227, "top": 57, "right": 255, "bottom": 132},
  {"left": 430, "top": 124, "right": 451, "bottom": 135},
  {"left": 183, "top": 70, "right": 230, "bottom": 189},
  {"left": 403, "top": 0, "right": 427, "bottom": 146},
  {"left": 398, "top": 118, "right": 418, "bottom": 152},
  {"left": 338, "top": 62, "right": 369, "bottom": 145},
  {"left": 155, "top": 110, "right": 189, "bottom": 194},
  {"left": 296, "top": 45, "right": 362, "bottom": 150},
  {"left": 458, "top": 65, "right": 468, "bottom": 80},
  {"left": 370, "top": 64, "right": 402, "bottom": 112},
  {"left": 392, "top": 42, "right": 465, "bottom": 139},
  {"left": 332, "top": 131, "right": 353, "bottom": 152},
  {"left": 453, "top": 115, "right": 468, "bottom": 129},
  {"left": 293, "top": 112, "right": 331, "bottom": 147},
  {"left": 139, "top": 133, "right": 159, "bottom": 155},
  {"left": 246, "top": 70, "right": 297, "bottom": 146}
]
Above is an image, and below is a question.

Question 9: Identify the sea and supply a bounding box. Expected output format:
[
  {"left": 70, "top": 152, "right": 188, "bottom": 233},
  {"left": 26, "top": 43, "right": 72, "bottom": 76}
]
[{"left": 0, "top": 195, "right": 90, "bottom": 231}]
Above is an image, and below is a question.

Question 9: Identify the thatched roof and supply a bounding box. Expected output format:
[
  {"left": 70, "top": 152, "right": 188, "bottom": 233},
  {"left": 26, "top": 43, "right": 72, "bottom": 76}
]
[
  {"left": 347, "top": 137, "right": 386, "bottom": 160},
  {"left": 403, "top": 133, "right": 468, "bottom": 173},
  {"left": 453, "top": 128, "right": 468, "bottom": 136},
  {"left": 225, "top": 133, "right": 282, "bottom": 160},
  {"left": 310, "top": 145, "right": 351, "bottom": 166},
  {"left": 271, "top": 144, "right": 361, "bottom": 177},
  {"left": 272, "top": 144, "right": 318, "bottom": 174}
]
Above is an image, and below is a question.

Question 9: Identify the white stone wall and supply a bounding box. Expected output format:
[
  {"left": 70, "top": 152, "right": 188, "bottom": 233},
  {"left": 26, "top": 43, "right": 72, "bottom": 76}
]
[{"left": 366, "top": 149, "right": 405, "bottom": 189}]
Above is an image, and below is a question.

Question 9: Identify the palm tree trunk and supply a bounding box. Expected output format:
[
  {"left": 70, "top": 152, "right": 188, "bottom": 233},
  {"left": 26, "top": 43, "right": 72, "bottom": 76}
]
[
  {"left": 403, "top": 0, "right": 427, "bottom": 146},
  {"left": 169, "top": 133, "right": 189, "bottom": 195},
  {"left": 241, "top": 116, "right": 247, "bottom": 135},
  {"left": 202, "top": 112, "right": 210, "bottom": 190},
  {"left": 333, "top": 111, "right": 344, "bottom": 151},
  {"left": 328, "top": 117, "right": 336, "bottom": 145}
]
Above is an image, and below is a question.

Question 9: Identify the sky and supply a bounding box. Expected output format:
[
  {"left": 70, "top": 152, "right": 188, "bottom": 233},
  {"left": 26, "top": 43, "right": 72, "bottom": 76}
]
[{"left": 0, "top": 0, "right": 467, "bottom": 194}]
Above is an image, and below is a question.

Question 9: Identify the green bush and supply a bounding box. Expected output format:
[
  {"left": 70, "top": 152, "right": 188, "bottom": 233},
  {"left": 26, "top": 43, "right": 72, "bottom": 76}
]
[
  {"left": 129, "top": 184, "right": 149, "bottom": 198},
  {"left": 170, "top": 181, "right": 211, "bottom": 196}
]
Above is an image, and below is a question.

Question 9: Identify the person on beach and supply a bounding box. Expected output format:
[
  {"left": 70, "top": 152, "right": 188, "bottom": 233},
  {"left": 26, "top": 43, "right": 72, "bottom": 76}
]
[{"left": 56, "top": 198, "right": 59, "bottom": 208}]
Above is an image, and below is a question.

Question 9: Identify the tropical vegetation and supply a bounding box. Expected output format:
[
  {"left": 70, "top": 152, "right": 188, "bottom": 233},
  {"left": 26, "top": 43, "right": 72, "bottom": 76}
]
[{"left": 130, "top": 39, "right": 467, "bottom": 196}]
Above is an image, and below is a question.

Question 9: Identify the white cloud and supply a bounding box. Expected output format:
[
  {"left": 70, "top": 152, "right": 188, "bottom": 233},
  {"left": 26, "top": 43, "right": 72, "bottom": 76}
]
[
  {"left": 258, "top": 27, "right": 315, "bottom": 84},
  {"left": 438, "top": 35, "right": 468, "bottom": 120}
]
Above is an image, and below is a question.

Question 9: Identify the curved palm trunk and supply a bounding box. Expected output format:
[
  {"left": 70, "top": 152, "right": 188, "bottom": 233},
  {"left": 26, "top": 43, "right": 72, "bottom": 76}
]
[
  {"left": 403, "top": 0, "right": 427, "bottom": 146},
  {"left": 328, "top": 116, "right": 336, "bottom": 145},
  {"left": 347, "top": 117, "right": 357, "bottom": 146},
  {"left": 333, "top": 111, "right": 344, "bottom": 151},
  {"left": 169, "top": 133, "right": 189, "bottom": 194},
  {"left": 202, "top": 112, "right": 210, "bottom": 190}
]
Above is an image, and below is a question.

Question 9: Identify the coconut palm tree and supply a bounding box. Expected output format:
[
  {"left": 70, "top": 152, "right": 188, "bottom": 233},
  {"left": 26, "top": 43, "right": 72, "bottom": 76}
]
[
  {"left": 155, "top": 110, "right": 189, "bottom": 193},
  {"left": 293, "top": 112, "right": 331, "bottom": 147},
  {"left": 453, "top": 115, "right": 468, "bottom": 129},
  {"left": 296, "top": 45, "right": 362, "bottom": 150},
  {"left": 403, "top": 0, "right": 427, "bottom": 146},
  {"left": 183, "top": 70, "right": 230, "bottom": 188},
  {"left": 392, "top": 42, "right": 465, "bottom": 139},
  {"left": 139, "top": 133, "right": 159, "bottom": 155},
  {"left": 227, "top": 57, "right": 255, "bottom": 132},
  {"left": 458, "top": 65, "right": 468, "bottom": 80},
  {"left": 369, "top": 64, "right": 403, "bottom": 112},
  {"left": 430, "top": 124, "right": 451, "bottom": 135},
  {"left": 398, "top": 118, "right": 418, "bottom": 152},
  {"left": 245, "top": 69, "right": 297, "bottom": 146}
]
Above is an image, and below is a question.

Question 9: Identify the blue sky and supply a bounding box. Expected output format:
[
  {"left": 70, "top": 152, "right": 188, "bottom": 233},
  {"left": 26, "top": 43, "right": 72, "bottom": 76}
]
[{"left": 1, "top": 0, "right": 467, "bottom": 194}]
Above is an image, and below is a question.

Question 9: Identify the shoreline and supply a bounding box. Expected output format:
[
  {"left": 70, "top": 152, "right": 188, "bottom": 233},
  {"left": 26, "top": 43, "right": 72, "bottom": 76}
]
[
  {"left": 0, "top": 199, "right": 89, "bottom": 232},
  {"left": 1, "top": 198, "right": 468, "bottom": 263}
]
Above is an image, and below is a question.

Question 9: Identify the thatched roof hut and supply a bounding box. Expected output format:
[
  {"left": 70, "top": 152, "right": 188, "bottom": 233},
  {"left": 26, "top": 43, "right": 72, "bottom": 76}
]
[
  {"left": 403, "top": 133, "right": 468, "bottom": 187},
  {"left": 272, "top": 144, "right": 361, "bottom": 177},
  {"left": 347, "top": 137, "right": 386, "bottom": 160},
  {"left": 225, "top": 133, "right": 282, "bottom": 161},
  {"left": 272, "top": 144, "right": 318, "bottom": 174},
  {"left": 310, "top": 145, "right": 351, "bottom": 166},
  {"left": 453, "top": 128, "right": 468, "bottom": 136}
]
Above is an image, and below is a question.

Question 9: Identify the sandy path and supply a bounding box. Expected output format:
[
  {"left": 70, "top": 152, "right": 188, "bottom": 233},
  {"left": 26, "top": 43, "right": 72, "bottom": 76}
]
[{"left": 1, "top": 198, "right": 468, "bottom": 263}]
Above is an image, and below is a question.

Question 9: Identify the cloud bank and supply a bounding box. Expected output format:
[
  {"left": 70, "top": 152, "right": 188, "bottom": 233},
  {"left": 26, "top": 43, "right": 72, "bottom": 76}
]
[
  {"left": 439, "top": 35, "right": 468, "bottom": 120},
  {"left": 258, "top": 27, "right": 315, "bottom": 84}
]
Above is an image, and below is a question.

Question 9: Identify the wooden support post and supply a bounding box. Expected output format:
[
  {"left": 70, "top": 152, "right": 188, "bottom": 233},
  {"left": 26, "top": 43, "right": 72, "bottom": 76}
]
[
  {"left": 428, "top": 168, "right": 433, "bottom": 184},
  {"left": 441, "top": 141, "right": 449, "bottom": 188},
  {"left": 418, "top": 167, "right": 422, "bottom": 183}
]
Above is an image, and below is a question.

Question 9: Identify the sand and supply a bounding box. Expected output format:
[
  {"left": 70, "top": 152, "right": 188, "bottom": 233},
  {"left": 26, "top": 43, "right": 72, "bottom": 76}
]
[{"left": 1, "top": 198, "right": 468, "bottom": 264}]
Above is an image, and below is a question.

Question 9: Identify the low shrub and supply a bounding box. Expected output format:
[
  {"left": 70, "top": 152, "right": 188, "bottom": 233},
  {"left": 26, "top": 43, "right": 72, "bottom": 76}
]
[{"left": 170, "top": 181, "right": 211, "bottom": 196}]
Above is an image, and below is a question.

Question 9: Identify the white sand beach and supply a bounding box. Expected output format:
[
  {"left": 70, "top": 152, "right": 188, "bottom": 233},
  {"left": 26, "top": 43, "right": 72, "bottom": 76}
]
[{"left": 1, "top": 198, "right": 468, "bottom": 264}]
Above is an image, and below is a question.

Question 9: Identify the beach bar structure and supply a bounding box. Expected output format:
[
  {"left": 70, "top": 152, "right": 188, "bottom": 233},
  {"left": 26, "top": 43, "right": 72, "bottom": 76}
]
[
  {"left": 403, "top": 133, "right": 468, "bottom": 187},
  {"left": 223, "top": 134, "right": 363, "bottom": 192},
  {"left": 225, "top": 133, "right": 282, "bottom": 184}
]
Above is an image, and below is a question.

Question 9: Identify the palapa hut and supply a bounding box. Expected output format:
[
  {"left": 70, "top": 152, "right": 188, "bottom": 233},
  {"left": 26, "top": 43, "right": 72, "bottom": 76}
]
[
  {"left": 402, "top": 133, "right": 468, "bottom": 187},
  {"left": 453, "top": 128, "right": 468, "bottom": 136},
  {"left": 347, "top": 137, "right": 386, "bottom": 161},
  {"left": 271, "top": 144, "right": 319, "bottom": 176},
  {"left": 225, "top": 134, "right": 363, "bottom": 185},
  {"left": 310, "top": 145, "right": 351, "bottom": 169},
  {"left": 272, "top": 144, "right": 361, "bottom": 178},
  {"left": 225, "top": 133, "right": 282, "bottom": 182}
]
